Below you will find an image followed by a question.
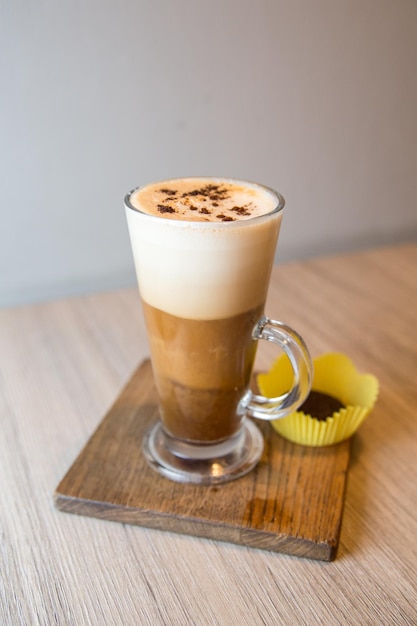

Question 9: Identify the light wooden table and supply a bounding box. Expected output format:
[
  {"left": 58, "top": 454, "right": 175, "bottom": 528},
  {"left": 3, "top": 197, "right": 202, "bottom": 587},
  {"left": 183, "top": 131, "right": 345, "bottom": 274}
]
[{"left": 1, "top": 243, "right": 416, "bottom": 625}]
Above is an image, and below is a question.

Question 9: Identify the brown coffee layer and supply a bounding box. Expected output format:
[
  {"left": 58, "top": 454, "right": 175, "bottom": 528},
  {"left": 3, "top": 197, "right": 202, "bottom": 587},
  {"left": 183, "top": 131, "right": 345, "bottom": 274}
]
[
  {"left": 157, "top": 379, "right": 244, "bottom": 442},
  {"left": 142, "top": 301, "right": 263, "bottom": 442}
]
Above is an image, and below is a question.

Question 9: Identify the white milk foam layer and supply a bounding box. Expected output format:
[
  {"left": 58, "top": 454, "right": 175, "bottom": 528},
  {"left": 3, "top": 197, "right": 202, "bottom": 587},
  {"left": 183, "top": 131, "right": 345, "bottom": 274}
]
[{"left": 125, "top": 178, "right": 283, "bottom": 320}]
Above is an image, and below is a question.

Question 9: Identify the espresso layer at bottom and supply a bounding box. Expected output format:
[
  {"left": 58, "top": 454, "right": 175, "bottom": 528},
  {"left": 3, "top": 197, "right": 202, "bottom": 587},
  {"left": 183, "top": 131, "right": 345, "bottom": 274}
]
[{"left": 142, "top": 301, "right": 264, "bottom": 442}]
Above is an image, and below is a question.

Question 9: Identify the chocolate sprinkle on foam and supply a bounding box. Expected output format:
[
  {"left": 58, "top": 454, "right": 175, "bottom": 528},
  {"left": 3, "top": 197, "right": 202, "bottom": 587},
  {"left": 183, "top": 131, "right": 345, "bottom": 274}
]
[
  {"left": 159, "top": 188, "right": 177, "bottom": 195},
  {"left": 131, "top": 179, "right": 277, "bottom": 222},
  {"left": 157, "top": 204, "right": 176, "bottom": 214}
]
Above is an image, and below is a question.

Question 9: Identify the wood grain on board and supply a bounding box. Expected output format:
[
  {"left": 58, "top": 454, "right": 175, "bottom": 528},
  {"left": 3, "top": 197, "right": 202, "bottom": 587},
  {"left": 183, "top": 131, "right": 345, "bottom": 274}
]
[{"left": 55, "top": 359, "right": 350, "bottom": 561}]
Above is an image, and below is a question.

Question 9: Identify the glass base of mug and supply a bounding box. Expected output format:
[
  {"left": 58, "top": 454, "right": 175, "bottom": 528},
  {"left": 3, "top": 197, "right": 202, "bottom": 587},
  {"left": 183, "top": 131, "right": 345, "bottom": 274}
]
[{"left": 143, "top": 419, "right": 264, "bottom": 485}]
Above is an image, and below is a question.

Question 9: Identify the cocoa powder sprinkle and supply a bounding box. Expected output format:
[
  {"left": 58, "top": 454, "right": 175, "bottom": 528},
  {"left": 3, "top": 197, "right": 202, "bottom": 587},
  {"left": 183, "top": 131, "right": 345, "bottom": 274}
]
[
  {"left": 231, "top": 206, "right": 251, "bottom": 216},
  {"left": 157, "top": 204, "right": 176, "bottom": 214},
  {"left": 153, "top": 183, "right": 255, "bottom": 221},
  {"left": 159, "top": 188, "right": 177, "bottom": 195}
]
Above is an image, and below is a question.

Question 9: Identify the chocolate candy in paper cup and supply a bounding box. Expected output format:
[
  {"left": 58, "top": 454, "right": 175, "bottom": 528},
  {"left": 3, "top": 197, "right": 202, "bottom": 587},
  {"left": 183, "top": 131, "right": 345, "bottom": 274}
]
[{"left": 257, "top": 353, "right": 379, "bottom": 446}]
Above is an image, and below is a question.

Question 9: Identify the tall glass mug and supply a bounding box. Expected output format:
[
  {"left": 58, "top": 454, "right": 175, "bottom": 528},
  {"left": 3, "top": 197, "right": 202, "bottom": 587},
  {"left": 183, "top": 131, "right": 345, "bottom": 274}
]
[{"left": 125, "top": 177, "right": 313, "bottom": 484}]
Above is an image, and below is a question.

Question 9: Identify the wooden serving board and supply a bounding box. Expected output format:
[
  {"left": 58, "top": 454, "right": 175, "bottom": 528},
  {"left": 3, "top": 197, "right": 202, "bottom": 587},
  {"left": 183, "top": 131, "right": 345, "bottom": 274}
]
[{"left": 54, "top": 360, "right": 351, "bottom": 561}]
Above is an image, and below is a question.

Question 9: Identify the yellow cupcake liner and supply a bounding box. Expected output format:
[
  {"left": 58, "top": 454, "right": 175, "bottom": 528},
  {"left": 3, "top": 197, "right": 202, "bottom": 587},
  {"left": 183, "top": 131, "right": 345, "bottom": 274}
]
[{"left": 257, "top": 353, "right": 379, "bottom": 446}]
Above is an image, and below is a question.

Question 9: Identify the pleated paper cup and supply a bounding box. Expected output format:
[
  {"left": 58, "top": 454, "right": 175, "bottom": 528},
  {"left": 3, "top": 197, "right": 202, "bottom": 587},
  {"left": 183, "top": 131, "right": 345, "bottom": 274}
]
[{"left": 257, "top": 353, "right": 379, "bottom": 446}]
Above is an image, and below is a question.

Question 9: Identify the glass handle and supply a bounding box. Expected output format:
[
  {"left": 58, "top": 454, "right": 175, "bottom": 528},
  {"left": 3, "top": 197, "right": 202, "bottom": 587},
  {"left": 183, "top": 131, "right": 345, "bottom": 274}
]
[{"left": 242, "top": 317, "right": 313, "bottom": 421}]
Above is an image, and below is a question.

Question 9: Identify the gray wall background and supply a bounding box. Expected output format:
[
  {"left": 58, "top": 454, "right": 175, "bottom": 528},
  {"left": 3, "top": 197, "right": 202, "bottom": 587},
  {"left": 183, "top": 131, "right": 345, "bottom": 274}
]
[{"left": 1, "top": 1, "right": 417, "bottom": 307}]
